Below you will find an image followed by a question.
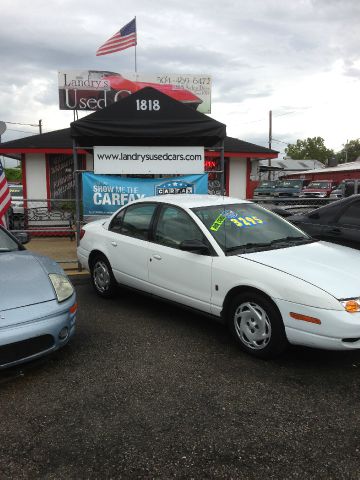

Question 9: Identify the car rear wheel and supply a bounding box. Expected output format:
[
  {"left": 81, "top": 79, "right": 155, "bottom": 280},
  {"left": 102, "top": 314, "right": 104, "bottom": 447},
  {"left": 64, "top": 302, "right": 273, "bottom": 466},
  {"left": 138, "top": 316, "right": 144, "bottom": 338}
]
[
  {"left": 90, "top": 255, "right": 117, "bottom": 298},
  {"left": 227, "top": 292, "right": 288, "bottom": 359}
]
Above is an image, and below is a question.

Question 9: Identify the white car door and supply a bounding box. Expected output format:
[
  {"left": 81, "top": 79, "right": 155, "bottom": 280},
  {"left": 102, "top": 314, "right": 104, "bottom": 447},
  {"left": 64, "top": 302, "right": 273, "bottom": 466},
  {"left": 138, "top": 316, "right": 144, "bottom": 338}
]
[
  {"left": 106, "top": 202, "right": 157, "bottom": 291},
  {"left": 148, "top": 204, "right": 214, "bottom": 313}
]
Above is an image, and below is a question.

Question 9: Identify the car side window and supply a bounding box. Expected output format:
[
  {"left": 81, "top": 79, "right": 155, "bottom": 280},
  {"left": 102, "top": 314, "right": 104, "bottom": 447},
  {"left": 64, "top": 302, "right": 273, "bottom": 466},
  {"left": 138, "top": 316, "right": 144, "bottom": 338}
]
[
  {"left": 154, "top": 205, "right": 206, "bottom": 249},
  {"left": 109, "top": 209, "right": 125, "bottom": 234},
  {"left": 337, "top": 202, "right": 360, "bottom": 227},
  {"left": 110, "top": 203, "right": 156, "bottom": 240}
]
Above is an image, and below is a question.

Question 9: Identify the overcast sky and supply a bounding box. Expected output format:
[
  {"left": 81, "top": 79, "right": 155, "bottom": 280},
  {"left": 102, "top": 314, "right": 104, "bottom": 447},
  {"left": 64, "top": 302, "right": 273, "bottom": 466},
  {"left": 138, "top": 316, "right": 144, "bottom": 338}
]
[{"left": 1, "top": 0, "right": 359, "bottom": 163}]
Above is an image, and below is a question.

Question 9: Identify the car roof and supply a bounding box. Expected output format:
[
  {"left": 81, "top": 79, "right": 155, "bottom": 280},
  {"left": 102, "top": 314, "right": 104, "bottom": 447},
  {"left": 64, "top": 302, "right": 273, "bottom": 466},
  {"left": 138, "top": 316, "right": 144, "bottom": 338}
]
[{"left": 135, "top": 194, "right": 250, "bottom": 208}]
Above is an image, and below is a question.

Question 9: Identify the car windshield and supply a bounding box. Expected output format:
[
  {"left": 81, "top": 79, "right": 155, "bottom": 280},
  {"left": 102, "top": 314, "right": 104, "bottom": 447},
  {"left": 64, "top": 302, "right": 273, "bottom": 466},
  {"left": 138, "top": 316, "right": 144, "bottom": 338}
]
[
  {"left": 0, "top": 228, "right": 20, "bottom": 252},
  {"left": 9, "top": 185, "right": 23, "bottom": 197},
  {"left": 192, "top": 203, "right": 313, "bottom": 255},
  {"left": 307, "top": 182, "right": 330, "bottom": 189},
  {"left": 277, "top": 180, "right": 302, "bottom": 188}
]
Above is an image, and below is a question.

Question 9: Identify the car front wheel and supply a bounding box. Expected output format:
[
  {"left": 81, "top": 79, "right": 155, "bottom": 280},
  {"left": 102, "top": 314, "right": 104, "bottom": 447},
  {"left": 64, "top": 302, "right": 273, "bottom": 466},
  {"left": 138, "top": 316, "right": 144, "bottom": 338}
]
[
  {"left": 227, "top": 292, "right": 288, "bottom": 359},
  {"left": 90, "top": 255, "right": 117, "bottom": 298}
]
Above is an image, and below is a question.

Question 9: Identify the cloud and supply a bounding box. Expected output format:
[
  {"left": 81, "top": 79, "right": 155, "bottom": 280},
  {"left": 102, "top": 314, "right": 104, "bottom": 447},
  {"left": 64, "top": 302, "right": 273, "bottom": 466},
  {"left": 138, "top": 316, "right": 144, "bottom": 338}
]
[{"left": 0, "top": 0, "right": 359, "bottom": 154}]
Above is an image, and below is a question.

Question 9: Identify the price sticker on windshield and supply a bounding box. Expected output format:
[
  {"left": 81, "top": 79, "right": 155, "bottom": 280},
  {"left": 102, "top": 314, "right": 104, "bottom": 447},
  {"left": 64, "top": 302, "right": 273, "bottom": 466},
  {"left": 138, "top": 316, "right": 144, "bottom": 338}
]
[{"left": 210, "top": 211, "right": 265, "bottom": 231}]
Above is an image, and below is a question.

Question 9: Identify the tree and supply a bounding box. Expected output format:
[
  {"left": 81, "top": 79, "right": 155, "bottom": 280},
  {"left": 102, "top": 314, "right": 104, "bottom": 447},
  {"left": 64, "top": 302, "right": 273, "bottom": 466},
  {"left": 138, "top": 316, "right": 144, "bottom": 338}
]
[
  {"left": 335, "top": 139, "right": 360, "bottom": 163},
  {"left": 5, "top": 167, "right": 22, "bottom": 182},
  {"left": 285, "top": 137, "right": 334, "bottom": 165}
]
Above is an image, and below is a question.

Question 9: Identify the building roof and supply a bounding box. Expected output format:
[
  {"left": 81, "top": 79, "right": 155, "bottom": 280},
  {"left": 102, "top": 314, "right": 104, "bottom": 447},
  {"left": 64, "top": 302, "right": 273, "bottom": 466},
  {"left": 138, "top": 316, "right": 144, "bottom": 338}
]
[
  {"left": 0, "top": 131, "right": 278, "bottom": 158},
  {"left": 259, "top": 158, "right": 324, "bottom": 171},
  {"left": 284, "top": 159, "right": 360, "bottom": 175}
]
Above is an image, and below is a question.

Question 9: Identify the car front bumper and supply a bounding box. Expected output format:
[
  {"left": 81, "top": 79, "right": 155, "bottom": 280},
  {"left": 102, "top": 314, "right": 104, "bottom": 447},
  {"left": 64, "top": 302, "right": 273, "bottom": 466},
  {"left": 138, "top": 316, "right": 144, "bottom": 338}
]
[
  {"left": 0, "top": 295, "right": 76, "bottom": 368},
  {"left": 276, "top": 298, "right": 360, "bottom": 350}
]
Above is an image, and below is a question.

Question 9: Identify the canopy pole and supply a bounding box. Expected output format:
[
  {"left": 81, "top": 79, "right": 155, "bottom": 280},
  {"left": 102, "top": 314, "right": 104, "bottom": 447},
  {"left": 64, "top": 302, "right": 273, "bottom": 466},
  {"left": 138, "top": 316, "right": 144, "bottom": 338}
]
[
  {"left": 219, "top": 139, "right": 225, "bottom": 196},
  {"left": 72, "top": 139, "right": 81, "bottom": 251}
]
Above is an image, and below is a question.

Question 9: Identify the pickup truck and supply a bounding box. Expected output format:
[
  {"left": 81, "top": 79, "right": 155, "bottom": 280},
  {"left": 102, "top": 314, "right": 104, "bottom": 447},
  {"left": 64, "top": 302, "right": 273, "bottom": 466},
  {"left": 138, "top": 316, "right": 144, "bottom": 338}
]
[
  {"left": 330, "top": 179, "right": 360, "bottom": 199},
  {"left": 299, "top": 180, "right": 337, "bottom": 198},
  {"left": 253, "top": 180, "right": 278, "bottom": 198},
  {"left": 272, "top": 179, "right": 308, "bottom": 198}
]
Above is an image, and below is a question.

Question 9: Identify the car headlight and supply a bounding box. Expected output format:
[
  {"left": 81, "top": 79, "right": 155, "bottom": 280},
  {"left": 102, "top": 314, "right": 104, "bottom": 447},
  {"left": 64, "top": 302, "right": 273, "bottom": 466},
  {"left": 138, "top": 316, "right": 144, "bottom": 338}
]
[
  {"left": 340, "top": 298, "right": 360, "bottom": 313},
  {"left": 49, "top": 274, "right": 74, "bottom": 302}
]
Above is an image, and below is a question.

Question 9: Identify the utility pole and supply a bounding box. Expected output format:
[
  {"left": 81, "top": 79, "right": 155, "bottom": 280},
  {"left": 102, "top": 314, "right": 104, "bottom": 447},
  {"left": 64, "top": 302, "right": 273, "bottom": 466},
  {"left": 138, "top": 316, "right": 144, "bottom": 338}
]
[
  {"left": 39, "top": 119, "right": 42, "bottom": 134},
  {"left": 345, "top": 139, "right": 349, "bottom": 163},
  {"left": 268, "top": 110, "right": 272, "bottom": 180}
]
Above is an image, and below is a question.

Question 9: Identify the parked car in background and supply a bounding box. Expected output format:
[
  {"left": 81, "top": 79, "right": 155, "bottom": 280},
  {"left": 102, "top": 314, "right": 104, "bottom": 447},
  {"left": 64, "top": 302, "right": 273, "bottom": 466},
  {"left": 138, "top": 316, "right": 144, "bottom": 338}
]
[
  {"left": 287, "top": 195, "right": 360, "bottom": 250},
  {"left": 299, "top": 180, "right": 337, "bottom": 198},
  {"left": 273, "top": 179, "right": 309, "bottom": 198},
  {"left": 9, "top": 183, "right": 24, "bottom": 214},
  {"left": 253, "top": 180, "right": 278, "bottom": 198},
  {"left": 0, "top": 226, "right": 77, "bottom": 368},
  {"left": 78, "top": 194, "right": 360, "bottom": 359},
  {"left": 330, "top": 179, "right": 360, "bottom": 199}
]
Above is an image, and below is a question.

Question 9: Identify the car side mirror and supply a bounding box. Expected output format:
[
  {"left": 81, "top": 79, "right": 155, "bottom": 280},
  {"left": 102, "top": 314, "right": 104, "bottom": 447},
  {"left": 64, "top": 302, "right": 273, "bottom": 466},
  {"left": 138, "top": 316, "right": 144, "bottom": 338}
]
[
  {"left": 179, "top": 239, "right": 210, "bottom": 254},
  {"left": 13, "top": 232, "right": 30, "bottom": 244}
]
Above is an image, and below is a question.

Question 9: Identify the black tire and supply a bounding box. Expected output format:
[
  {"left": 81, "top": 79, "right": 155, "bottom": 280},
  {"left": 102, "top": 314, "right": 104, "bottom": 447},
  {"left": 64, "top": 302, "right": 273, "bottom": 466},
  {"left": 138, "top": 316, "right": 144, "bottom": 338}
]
[
  {"left": 227, "top": 291, "right": 288, "bottom": 359},
  {"left": 90, "top": 254, "right": 117, "bottom": 298}
]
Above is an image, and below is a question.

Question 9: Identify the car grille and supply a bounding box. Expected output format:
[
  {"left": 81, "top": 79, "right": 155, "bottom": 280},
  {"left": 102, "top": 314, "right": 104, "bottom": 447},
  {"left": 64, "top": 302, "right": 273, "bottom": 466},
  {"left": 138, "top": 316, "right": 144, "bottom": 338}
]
[{"left": 0, "top": 335, "right": 54, "bottom": 366}]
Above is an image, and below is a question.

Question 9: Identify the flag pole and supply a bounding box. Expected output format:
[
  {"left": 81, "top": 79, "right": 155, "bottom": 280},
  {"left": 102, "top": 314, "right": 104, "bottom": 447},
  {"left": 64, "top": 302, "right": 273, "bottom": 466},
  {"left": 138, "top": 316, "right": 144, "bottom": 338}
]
[{"left": 134, "top": 16, "right": 137, "bottom": 74}]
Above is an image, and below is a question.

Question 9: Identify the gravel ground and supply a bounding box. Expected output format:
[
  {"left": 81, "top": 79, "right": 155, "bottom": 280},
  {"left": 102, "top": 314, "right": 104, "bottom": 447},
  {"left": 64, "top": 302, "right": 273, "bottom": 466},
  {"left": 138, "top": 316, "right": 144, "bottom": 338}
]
[{"left": 1, "top": 283, "right": 360, "bottom": 479}]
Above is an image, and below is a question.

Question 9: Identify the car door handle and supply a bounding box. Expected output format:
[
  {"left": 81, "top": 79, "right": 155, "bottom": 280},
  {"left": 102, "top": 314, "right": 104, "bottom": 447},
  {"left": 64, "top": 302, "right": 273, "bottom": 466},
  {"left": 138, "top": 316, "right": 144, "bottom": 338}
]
[
  {"left": 152, "top": 254, "right": 162, "bottom": 260},
  {"left": 111, "top": 241, "right": 118, "bottom": 247}
]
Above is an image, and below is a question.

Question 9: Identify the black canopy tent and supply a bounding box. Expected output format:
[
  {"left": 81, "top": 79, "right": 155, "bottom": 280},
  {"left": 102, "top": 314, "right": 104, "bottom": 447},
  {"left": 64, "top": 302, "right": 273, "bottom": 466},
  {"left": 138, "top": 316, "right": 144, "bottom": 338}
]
[
  {"left": 70, "top": 87, "right": 227, "bottom": 244},
  {"left": 70, "top": 86, "right": 226, "bottom": 147}
]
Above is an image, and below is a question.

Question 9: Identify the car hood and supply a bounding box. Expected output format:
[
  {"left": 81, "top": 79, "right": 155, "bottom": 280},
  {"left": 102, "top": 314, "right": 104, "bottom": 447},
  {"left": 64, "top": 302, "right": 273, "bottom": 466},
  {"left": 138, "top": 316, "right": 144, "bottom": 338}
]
[
  {"left": 0, "top": 251, "right": 59, "bottom": 311},
  {"left": 240, "top": 241, "right": 360, "bottom": 299}
]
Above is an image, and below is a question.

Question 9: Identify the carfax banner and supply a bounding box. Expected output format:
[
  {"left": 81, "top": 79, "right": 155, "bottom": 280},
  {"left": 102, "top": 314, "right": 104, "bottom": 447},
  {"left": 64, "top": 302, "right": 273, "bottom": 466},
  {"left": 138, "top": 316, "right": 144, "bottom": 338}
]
[
  {"left": 58, "top": 71, "right": 211, "bottom": 113},
  {"left": 82, "top": 173, "right": 208, "bottom": 216},
  {"left": 94, "top": 146, "right": 205, "bottom": 175}
]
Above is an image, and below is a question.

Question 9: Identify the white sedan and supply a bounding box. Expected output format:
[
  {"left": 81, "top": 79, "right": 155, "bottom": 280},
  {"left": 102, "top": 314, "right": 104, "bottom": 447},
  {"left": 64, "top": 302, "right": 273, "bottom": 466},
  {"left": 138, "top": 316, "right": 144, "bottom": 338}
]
[{"left": 77, "top": 194, "right": 360, "bottom": 358}]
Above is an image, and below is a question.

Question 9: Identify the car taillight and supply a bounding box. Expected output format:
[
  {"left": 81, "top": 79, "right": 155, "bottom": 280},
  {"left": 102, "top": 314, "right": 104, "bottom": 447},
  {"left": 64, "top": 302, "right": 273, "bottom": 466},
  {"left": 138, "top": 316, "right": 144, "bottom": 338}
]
[{"left": 79, "top": 229, "right": 86, "bottom": 240}]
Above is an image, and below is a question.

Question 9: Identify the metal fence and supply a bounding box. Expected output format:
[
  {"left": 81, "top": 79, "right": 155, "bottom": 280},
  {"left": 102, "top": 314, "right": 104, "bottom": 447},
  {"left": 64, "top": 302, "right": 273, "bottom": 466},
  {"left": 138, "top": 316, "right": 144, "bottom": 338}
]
[
  {"left": 8, "top": 195, "right": 337, "bottom": 236},
  {"left": 8, "top": 198, "right": 77, "bottom": 238},
  {"left": 7, "top": 195, "right": 338, "bottom": 270},
  {"left": 251, "top": 196, "right": 336, "bottom": 215}
]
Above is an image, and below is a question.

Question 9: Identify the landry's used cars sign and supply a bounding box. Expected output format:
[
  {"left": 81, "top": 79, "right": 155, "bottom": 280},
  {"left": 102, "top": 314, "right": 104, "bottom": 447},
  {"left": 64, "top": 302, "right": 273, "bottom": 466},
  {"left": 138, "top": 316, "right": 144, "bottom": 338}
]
[
  {"left": 58, "top": 71, "right": 212, "bottom": 113},
  {"left": 93, "top": 146, "right": 205, "bottom": 175}
]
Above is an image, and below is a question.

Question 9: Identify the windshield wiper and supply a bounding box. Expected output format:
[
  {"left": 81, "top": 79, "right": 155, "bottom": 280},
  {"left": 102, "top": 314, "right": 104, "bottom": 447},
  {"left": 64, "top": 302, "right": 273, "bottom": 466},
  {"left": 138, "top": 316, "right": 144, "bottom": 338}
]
[
  {"left": 225, "top": 242, "right": 272, "bottom": 254},
  {"left": 270, "top": 236, "right": 315, "bottom": 245},
  {"left": 225, "top": 236, "right": 316, "bottom": 255}
]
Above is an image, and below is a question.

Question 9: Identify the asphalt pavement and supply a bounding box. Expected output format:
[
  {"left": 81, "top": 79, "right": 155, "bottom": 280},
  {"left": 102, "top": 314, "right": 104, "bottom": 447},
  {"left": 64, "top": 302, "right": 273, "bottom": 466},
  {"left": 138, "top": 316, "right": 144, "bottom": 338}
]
[{"left": 1, "top": 283, "right": 360, "bottom": 479}]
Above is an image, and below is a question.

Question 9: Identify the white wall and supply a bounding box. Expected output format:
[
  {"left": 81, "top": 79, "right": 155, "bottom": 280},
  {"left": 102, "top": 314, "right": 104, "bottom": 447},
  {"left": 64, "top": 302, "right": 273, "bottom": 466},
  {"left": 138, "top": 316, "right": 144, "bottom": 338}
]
[
  {"left": 228, "top": 157, "right": 247, "bottom": 199},
  {"left": 25, "top": 153, "right": 47, "bottom": 206}
]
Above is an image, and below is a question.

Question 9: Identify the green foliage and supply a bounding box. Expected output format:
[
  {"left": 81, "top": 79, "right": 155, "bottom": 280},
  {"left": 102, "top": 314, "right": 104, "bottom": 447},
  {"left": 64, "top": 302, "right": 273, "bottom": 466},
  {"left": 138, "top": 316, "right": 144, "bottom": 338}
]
[
  {"left": 335, "top": 139, "right": 360, "bottom": 163},
  {"left": 4, "top": 167, "right": 22, "bottom": 182},
  {"left": 285, "top": 137, "right": 334, "bottom": 164}
]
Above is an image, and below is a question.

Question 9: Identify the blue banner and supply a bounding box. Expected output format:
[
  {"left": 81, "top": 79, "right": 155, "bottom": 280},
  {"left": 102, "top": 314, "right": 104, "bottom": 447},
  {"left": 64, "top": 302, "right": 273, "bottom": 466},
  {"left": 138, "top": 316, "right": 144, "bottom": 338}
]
[{"left": 82, "top": 173, "right": 209, "bottom": 216}]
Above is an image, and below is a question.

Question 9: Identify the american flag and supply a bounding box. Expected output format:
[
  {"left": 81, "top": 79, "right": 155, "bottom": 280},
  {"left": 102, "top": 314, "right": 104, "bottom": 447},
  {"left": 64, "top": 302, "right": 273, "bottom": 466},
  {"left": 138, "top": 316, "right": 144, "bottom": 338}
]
[
  {"left": 0, "top": 159, "right": 11, "bottom": 227},
  {"left": 96, "top": 18, "right": 137, "bottom": 56}
]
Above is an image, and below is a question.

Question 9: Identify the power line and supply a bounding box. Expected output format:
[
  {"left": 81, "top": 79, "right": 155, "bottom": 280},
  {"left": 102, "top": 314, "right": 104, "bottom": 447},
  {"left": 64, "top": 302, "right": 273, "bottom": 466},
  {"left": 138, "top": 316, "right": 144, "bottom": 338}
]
[{"left": 6, "top": 128, "right": 38, "bottom": 134}]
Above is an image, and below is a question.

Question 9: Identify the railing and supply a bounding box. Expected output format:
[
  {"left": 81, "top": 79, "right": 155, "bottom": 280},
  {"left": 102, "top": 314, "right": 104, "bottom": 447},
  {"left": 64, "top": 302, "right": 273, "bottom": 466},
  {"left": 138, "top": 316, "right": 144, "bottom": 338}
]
[{"left": 8, "top": 198, "right": 76, "bottom": 237}]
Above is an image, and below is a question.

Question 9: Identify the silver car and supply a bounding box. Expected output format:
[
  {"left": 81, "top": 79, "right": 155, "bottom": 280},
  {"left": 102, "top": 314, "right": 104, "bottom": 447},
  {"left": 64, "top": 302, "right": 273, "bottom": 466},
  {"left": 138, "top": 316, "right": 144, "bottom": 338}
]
[{"left": 0, "top": 226, "right": 76, "bottom": 368}]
